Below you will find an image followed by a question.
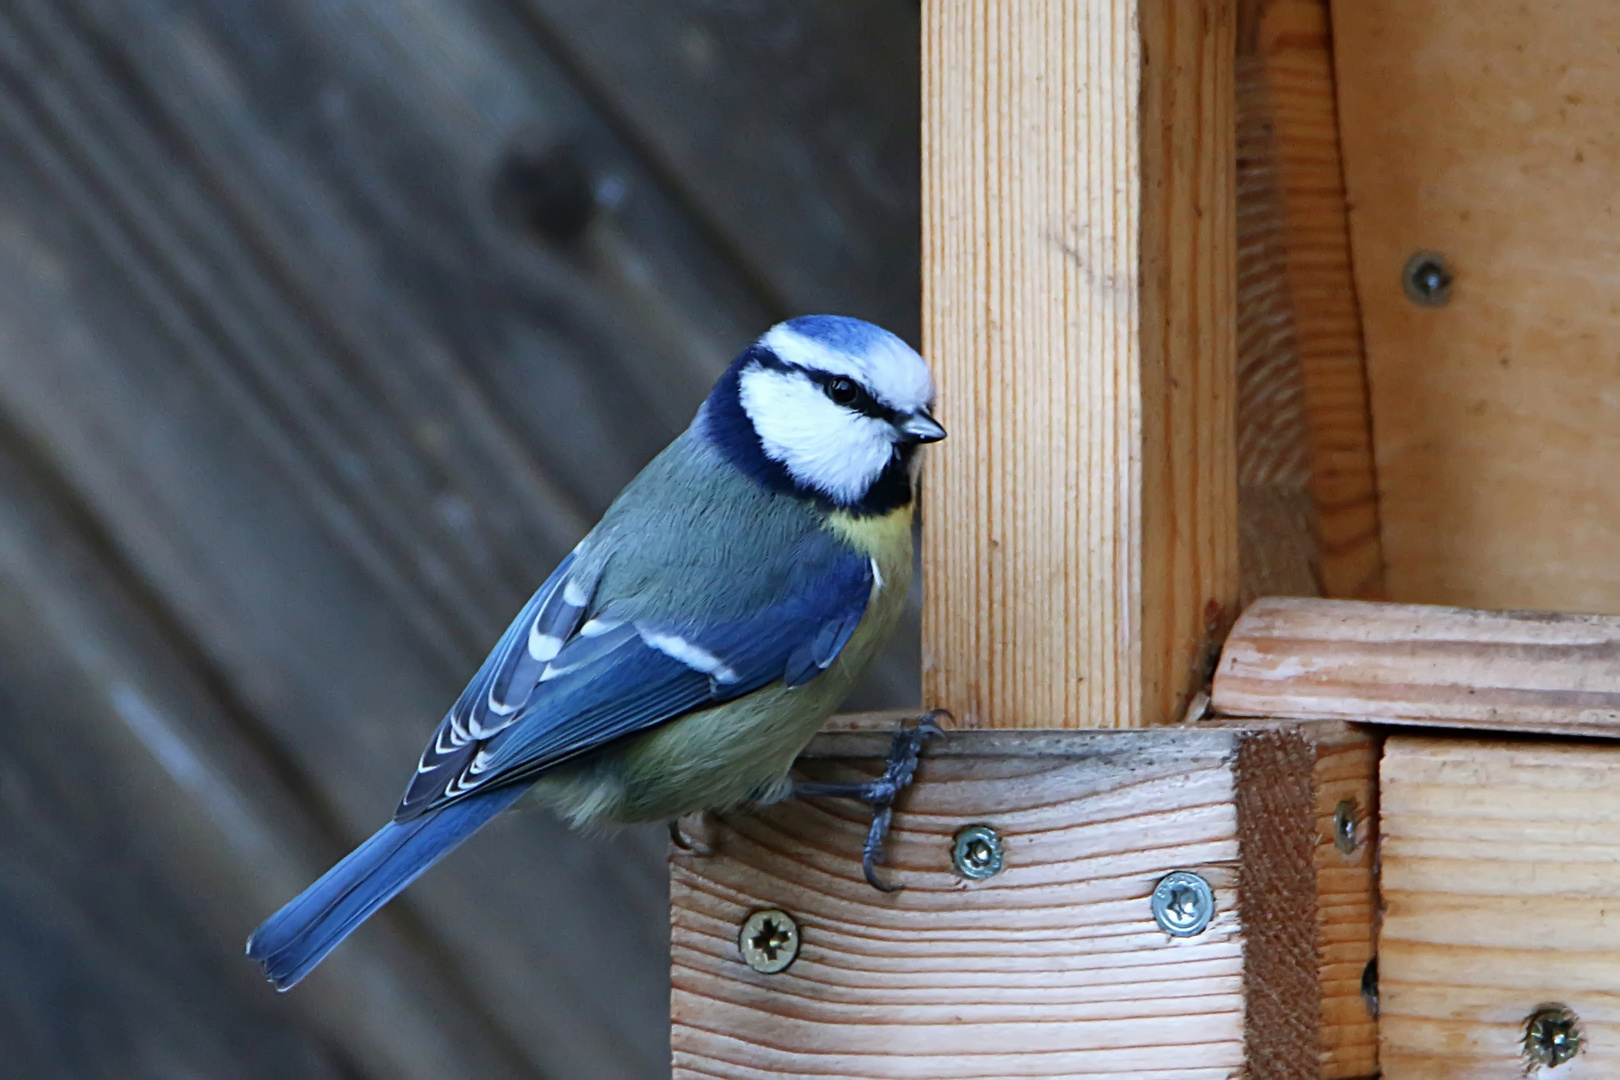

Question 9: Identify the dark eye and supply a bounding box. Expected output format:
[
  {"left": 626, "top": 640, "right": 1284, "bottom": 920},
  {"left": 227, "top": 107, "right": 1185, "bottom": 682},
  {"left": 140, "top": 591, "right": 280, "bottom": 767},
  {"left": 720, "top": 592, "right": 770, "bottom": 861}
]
[{"left": 825, "top": 377, "right": 859, "bottom": 406}]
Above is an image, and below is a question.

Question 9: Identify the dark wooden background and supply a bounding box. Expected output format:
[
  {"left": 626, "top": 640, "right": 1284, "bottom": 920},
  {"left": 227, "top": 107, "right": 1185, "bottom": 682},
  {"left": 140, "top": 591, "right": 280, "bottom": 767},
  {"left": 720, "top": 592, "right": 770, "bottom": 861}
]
[{"left": 0, "top": 1, "right": 921, "bottom": 1076}]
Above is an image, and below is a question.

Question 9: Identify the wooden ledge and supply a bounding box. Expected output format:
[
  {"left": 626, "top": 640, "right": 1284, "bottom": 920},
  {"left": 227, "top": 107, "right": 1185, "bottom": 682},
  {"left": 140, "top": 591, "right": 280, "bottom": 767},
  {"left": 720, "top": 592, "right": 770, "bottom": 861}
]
[
  {"left": 671, "top": 722, "right": 1376, "bottom": 1079},
  {"left": 1212, "top": 596, "right": 1620, "bottom": 735}
]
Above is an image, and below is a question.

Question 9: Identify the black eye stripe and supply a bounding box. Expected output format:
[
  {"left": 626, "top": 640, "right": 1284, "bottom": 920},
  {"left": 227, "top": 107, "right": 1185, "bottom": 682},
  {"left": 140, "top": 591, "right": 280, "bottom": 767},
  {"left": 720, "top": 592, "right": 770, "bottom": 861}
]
[{"left": 804, "top": 370, "right": 902, "bottom": 423}]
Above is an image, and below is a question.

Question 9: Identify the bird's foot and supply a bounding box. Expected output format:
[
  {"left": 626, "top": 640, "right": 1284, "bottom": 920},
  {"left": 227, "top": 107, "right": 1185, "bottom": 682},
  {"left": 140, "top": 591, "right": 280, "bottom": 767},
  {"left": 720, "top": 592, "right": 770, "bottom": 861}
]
[
  {"left": 668, "top": 814, "right": 715, "bottom": 856},
  {"left": 793, "top": 710, "right": 949, "bottom": 892}
]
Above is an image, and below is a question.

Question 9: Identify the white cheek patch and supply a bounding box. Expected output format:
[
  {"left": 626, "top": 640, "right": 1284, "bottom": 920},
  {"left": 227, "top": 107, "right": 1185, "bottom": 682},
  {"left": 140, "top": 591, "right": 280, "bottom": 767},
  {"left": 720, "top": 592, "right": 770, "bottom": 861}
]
[{"left": 738, "top": 368, "right": 896, "bottom": 503}]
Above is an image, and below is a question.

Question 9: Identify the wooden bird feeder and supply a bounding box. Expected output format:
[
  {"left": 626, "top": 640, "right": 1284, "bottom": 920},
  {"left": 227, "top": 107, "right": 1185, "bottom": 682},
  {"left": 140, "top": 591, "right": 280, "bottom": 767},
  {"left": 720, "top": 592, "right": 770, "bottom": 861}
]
[{"left": 671, "top": 2, "right": 1620, "bottom": 1076}]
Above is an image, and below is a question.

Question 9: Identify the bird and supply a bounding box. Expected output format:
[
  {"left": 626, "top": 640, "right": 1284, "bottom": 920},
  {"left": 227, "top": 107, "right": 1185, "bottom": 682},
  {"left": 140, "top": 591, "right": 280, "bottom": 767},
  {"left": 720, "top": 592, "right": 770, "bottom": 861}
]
[{"left": 246, "top": 314, "right": 947, "bottom": 990}]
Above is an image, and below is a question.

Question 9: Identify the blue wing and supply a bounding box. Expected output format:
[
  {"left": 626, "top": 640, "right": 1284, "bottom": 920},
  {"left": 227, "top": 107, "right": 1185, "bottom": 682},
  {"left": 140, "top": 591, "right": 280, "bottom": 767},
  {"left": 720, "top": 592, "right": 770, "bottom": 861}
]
[
  {"left": 395, "top": 547, "right": 598, "bottom": 818},
  {"left": 396, "top": 530, "right": 873, "bottom": 821}
]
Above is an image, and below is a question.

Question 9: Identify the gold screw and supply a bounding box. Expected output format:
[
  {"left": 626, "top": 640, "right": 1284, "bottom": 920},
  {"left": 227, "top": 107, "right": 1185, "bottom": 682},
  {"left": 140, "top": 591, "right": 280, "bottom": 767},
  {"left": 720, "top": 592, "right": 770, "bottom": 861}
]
[
  {"left": 738, "top": 909, "right": 799, "bottom": 975},
  {"left": 1525, "top": 1005, "right": 1581, "bottom": 1068},
  {"left": 1333, "top": 799, "right": 1359, "bottom": 855}
]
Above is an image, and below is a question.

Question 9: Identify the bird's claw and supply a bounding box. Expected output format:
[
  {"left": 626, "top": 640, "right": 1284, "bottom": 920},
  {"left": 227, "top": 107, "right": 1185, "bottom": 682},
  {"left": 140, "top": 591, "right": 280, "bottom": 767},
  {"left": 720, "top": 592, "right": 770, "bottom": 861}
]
[
  {"left": 796, "top": 710, "right": 950, "bottom": 891},
  {"left": 668, "top": 816, "right": 714, "bottom": 856}
]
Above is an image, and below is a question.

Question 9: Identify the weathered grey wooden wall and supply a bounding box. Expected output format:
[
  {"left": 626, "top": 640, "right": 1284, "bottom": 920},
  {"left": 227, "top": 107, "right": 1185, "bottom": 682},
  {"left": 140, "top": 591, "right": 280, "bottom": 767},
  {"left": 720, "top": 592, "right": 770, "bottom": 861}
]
[{"left": 0, "top": 1, "right": 919, "bottom": 1077}]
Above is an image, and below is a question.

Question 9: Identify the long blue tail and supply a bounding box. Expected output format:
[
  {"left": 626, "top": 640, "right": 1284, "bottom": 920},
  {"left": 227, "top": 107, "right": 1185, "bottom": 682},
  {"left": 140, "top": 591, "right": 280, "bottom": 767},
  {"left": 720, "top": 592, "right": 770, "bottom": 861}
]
[{"left": 246, "top": 784, "right": 528, "bottom": 989}]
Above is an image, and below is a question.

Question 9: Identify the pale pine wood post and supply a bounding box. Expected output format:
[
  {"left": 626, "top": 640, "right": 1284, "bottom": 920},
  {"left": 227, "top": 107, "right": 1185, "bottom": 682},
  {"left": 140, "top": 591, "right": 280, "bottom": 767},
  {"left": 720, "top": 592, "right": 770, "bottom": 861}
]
[{"left": 922, "top": 0, "right": 1238, "bottom": 730}]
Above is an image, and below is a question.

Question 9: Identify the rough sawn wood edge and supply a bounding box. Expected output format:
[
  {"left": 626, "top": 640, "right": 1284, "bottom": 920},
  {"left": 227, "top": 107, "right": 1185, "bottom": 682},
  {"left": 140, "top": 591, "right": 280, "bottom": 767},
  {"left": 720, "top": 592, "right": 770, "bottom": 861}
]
[{"left": 1212, "top": 596, "right": 1620, "bottom": 735}]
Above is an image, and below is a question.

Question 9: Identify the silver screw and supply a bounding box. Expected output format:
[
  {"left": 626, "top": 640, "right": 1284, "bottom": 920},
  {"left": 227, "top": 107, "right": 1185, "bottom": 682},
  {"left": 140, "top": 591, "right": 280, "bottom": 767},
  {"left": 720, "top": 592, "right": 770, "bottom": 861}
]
[
  {"left": 1403, "top": 251, "right": 1453, "bottom": 307},
  {"left": 738, "top": 909, "right": 799, "bottom": 975},
  {"left": 952, "top": 824, "right": 1004, "bottom": 880},
  {"left": 1151, "top": 871, "right": 1215, "bottom": 937},
  {"left": 1525, "top": 1005, "right": 1581, "bottom": 1068},
  {"left": 1334, "top": 799, "right": 1359, "bottom": 855}
]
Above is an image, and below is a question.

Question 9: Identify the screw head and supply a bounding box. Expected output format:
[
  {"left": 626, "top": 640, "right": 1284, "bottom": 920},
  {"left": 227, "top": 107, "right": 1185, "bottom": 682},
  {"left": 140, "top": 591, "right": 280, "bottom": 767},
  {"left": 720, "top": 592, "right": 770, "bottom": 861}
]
[
  {"left": 952, "top": 824, "right": 1004, "bottom": 880},
  {"left": 1402, "top": 251, "right": 1453, "bottom": 307},
  {"left": 1333, "top": 799, "right": 1359, "bottom": 855},
  {"left": 1525, "top": 1004, "right": 1581, "bottom": 1068},
  {"left": 1151, "top": 871, "right": 1215, "bottom": 937},
  {"left": 738, "top": 909, "right": 799, "bottom": 975}
]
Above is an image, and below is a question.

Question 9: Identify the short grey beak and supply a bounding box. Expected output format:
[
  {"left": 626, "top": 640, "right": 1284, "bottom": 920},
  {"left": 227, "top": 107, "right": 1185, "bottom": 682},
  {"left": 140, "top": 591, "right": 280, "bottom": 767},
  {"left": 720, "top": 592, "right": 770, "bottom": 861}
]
[{"left": 901, "top": 411, "right": 947, "bottom": 444}]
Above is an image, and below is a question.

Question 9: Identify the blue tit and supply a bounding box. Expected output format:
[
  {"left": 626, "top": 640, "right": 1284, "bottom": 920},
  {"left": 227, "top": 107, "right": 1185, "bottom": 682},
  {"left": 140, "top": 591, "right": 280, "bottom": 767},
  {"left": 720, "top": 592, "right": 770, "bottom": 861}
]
[{"left": 247, "top": 314, "right": 947, "bottom": 990}]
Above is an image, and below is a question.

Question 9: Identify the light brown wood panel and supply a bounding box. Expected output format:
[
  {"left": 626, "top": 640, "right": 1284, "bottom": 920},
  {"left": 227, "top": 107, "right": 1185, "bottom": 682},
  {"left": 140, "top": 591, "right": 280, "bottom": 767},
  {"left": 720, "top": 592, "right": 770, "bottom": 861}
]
[
  {"left": 921, "top": 0, "right": 1237, "bottom": 730},
  {"left": 1212, "top": 596, "right": 1620, "bottom": 734},
  {"left": 671, "top": 726, "right": 1364, "bottom": 1079},
  {"left": 1332, "top": 0, "right": 1620, "bottom": 613},
  {"left": 1380, "top": 735, "right": 1620, "bottom": 1076},
  {"left": 1254, "top": 0, "right": 1384, "bottom": 600},
  {"left": 1236, "top": 15, "right": 1319, "bottom": 603},
  {"left": 1309, "top": 728, "right": 1380, "bottom": 1078}
]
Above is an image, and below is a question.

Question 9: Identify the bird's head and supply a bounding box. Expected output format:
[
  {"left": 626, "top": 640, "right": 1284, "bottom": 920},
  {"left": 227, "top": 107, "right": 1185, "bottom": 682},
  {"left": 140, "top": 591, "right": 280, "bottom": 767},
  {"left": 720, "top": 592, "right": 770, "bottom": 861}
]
[{"left": 703, "top": 315, "right": 945, "bottom": 514}]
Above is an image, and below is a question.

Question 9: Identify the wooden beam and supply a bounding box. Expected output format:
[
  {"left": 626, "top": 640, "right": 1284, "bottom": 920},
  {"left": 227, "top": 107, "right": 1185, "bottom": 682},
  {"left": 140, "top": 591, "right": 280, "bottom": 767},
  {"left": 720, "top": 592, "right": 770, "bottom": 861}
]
[
  {"left": 0, "top": 430, "right": 531, "bottom": 1080},
  {"left": 1207, "top": 718, "right": 1380, "bottom": 1079},
  {"left": 921, "top": 0, "right": 1237, "bottom": 729},
  {"left": 1332, "top": 0, "right": 1620, "bottom": 612},
  {"left": 672, "top": 724, "right": 1372, "bottom": 1079},
  {"left": 1244, "top": 0, "right": 1385, "bottom": 601},
  {"left": 1235, "top": 0, "right": 1319, "bottom": 603},
  {"left": 1311, "top": 725, "right": 1380, "bottom": 1080},
  {"left": 1212, "top": 597, "right": 1620, "bottom": 735},
  {"left": 1380, "top": 735, "right": 1620, "bottom": 1076}
]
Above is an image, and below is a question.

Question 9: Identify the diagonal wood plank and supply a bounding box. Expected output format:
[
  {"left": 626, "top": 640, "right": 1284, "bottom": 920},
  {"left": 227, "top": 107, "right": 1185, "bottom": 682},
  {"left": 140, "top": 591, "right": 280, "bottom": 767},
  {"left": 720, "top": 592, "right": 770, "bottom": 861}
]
[
  {"left": 505, "top": 0, "right": 921, "bottom": 339},
  {"left": 0, "top": 0, "right": 793, "bottom": 1073},
  {"left": 0, "top": 428, "right": 533, "bottom": 1080}
]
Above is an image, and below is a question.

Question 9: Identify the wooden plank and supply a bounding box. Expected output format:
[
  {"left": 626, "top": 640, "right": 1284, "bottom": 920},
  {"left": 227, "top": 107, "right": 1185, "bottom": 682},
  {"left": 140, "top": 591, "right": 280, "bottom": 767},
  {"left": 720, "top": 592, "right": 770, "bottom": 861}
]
[
  {"left": 0, "top": 432, "right": 531, "bottom": 1080},
  {"left": 1332, "top": 0, "right": 1620, "bottom": 612},
  {"left": 1310, "top": 727, "right": 1380, "bottom": 1079},
  {"left": 1215, "top": 718, "right": 1380, "bottom": 1078},
  {"left": 1380, "top": 735, "right": 1620, "bottom": 1076},
  {"left": 0, "top": 1, "right": 730, "bottom": 1073},
  {"left": 671, "top": 725, "right": 1359, "bottom": 1079},
  {"left": 1236, "top": 0, "right": 1318, "bottom": 603},
  {"left": 1252, "top": 0, "right": 1384, "bottom": 600},
  {"left": 1212, "top": 596, "right": 1620, "bottom": 734},
  {"left": 507, "top": 0, "right": 922, "bottom": 339},
  {"left": 921, "top": 0, "right": 1237, "bottom": 730}
]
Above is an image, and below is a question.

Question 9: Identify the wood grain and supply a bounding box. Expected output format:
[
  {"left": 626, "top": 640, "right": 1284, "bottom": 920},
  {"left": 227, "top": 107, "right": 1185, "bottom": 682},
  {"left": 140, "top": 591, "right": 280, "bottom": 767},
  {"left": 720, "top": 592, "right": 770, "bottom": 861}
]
[
  {"left": 1380, "top": 735, "right": 1620, "bottom": 1076},
  {"left": 1232, "top": 0, "right": 1386, "bottom": 605},
  {"left": 1207, "top": 718, "right": 1380, "bottom": 1078},
  {"left": 672, "top": 726, "right": 1343, "bottom": 1079},
  {"left": 921, "top": 0, "right": 1237, "bottom": 730},
  {"left": 1311, "top": 729, "right": 1380, "bottom": 1079},
  {"left": 0, "top": 0, "right": 715, "bottom": 1072},
  {"left": 1213, "top": 596, "right": 1620, "bottom": 735},
  {"left": 508, "top": 0, "right": 922, "bottom": 339},
  {"left": 1236, "top": 22, "right": 1319, "bottom": 603},
  {"left": 0, "top": 424, "right": 531, "bottom": 1080},
  {"left": 1255, "top": 0, "right": 1385, "bottom": 601},
  {"left": 1332, "top": 0, "right": 1620, "bottom": 612}
]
